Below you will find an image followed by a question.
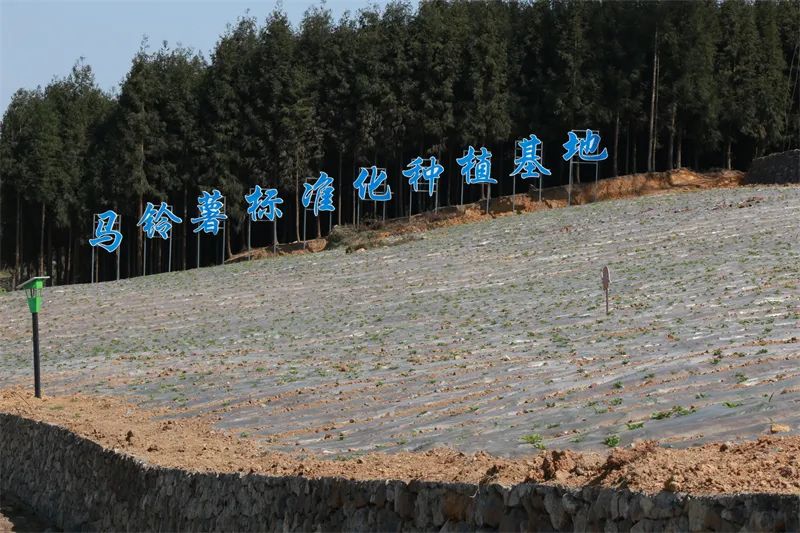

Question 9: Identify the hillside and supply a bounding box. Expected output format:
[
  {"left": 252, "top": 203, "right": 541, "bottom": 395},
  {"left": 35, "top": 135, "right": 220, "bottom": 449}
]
[{"left": 1, "top": 185, "right": 799, "bottom": 459}]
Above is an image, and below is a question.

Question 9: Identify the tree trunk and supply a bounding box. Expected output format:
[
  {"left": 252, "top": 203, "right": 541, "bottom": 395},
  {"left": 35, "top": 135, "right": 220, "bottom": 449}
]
[
  {"left": 647, "top": 31, "right": 659, "bottom": 173},
  {"left": 397, "top": 150, "right": 404, "bottom": 218},
  {"left": 337, "top": 150, "right": 343, "bottom": 226},
  {"left": 667, "top": 104, "right": 676, "bottom": 171},
  {"left": 182, "top": 187, "right": 188, "bottom": 271},
  {"left": 676, "top": 132, "right": 682, "bottom": 168},
  {"left": 14, "top": 191, "right": 21, "bottom": 289},
  {"left": 137, "top": 195, "right": 143, "bottom": 276},
  {"left": 72, "top": 227, "right": 79, "bottom": 283},
  {"left": 652, "top": 53, "right": 660, "bottom": 171},
  {"left": 295, "top": 173, "right": 301, "bottom": 242},
  {"left": 613, "top": 111, "right": 620, "bottom": 177},
  {"left": 46, "top": 216, "right": 52, "bottom": 279},
  {"left": 66, "top": 226, "right": 72, "bottom": 284},
  {"left": 625, "top": 124, "right": 631, "bottom": 175},
  {"left": 39, "top": 203, "right": 45, "bottom": 276},
  {"left": 56, "top": 246, "right": 62, "bottom": 285},
  {"left": 726, "top": 140, "right": 732, "bottom": 170}
]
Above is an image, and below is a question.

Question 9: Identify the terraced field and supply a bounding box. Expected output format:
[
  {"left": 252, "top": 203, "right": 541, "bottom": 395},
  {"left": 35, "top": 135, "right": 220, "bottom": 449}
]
[{"left": 1, "top": 186, "right": 799, "bottom": 457}]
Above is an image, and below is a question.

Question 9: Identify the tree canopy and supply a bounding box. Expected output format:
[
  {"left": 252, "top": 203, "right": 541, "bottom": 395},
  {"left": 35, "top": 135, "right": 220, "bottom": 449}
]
[{"left": 2, "top": 0, "right": 798, "bottom": 286}]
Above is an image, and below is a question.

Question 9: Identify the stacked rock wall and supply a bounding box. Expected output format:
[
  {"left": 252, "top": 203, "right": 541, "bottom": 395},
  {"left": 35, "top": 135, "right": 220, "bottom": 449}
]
[{"left": 1, "top": 414, "right": 798, "bottom": 531}]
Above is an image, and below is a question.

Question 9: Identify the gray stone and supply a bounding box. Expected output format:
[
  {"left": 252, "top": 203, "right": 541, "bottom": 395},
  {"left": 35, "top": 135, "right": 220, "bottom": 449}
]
[
  {"left": 543, "top": 488, "right": 571, "bottom": 531},
  {"left": 474, "top": 487, "right": 505, "bottom": 528},
  {"left": 497, "top": 507, "right": 528, "bottom": 533},
  {"left": 393, "top": 483, "right": 415, "bottom": 519}
]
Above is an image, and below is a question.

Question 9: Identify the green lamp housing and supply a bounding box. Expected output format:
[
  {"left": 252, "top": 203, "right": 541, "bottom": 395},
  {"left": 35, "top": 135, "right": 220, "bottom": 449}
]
[{"left": 19, "top": 277, "right": 49, "bottom": 314}]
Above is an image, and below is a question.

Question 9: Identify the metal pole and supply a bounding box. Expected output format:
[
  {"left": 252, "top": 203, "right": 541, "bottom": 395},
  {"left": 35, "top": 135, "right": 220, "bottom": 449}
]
[
  {"left": 32, "top": 312, "right": 41, "bottom": 398},
  {"left": 221, "top": 223, "right": 226, "bottom": 265},
  {"left": 196, "top": 232, "right": 200, "bottom": 269},
  {"left": 568, "top": 159, "right": 573, "bottom": 206},
  {"left": 303, "top": 207, "right": 307, "bottom": 249},
  {"left": 143, "top": 238, "right": 147, "bottom": 276},
  {"left": 594, "top": 162, "right": 599, "bottom": 202},
  {"left": 117, "top": 216, "right": 121, "bottom": 281},
  {"left": 539, "top": 175, "right": 543, "bottom": 203},
  {"left": 168, "top": 232, "right": 173, "bottom": 273},
  {"left": 273, "top": 219, "right": 278, "bottom": 254},
  {"left": 90, "top": 248, "right": 95, "bottom": 284},
  {"left": 408, "top": 188, "right": 413, "bottom": 221},
  {"left": 460, "top": 178, "right": 464, "bottom": 206},
  {"left": 486, "top": 183, "right": 491, "bottom": 214},
  {"left": 539, "top": 144, "right": 544, "bottom": 203},
  {"left": 435, "top": 182, "right": 439, "bottom": 213},
  {"left": 512, "top": 174, "right": 516, "bottom": 213}
]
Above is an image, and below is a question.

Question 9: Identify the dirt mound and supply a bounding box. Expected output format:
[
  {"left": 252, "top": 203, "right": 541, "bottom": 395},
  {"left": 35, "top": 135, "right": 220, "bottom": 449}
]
[
  {"left": 2, "top": 388, "right": 797, "bottom": 495},
  {"left": 570, "top": 168, "right": 744, "bottom": 204}
]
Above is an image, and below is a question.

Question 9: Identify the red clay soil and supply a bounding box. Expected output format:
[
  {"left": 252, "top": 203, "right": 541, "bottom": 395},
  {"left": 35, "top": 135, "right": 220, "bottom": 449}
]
[{"left": 1, "top": 387, "right": 797, "bottom": 496}]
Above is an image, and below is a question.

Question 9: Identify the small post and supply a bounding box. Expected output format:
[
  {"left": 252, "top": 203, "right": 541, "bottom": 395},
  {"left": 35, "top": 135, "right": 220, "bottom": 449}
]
[
  {"left": 568, "top": 159, "right": 573, "bottom": 206},
  {"left": 273, "top": 219, "right": 278, "bottom": 255},
  {"left": 32, "top": 312, "right": 40, "bottom": 397},
  {"left": 539, "top": 174, "right": 543, "bottom": 203},
  {"left": 221, "top": 220, "right": 226, "bottom": 265},
  {"left": 602, "top": 266, "right": 611, "bottom": 315},
  {"left": 20, "top": 276, "right": 49, "bottom": 399},
  {"left": 512, "top": 174, "right": 516, "bottom": 213},
  {"left": 116, "top": 215, "right": 122, "bottom": 281}
]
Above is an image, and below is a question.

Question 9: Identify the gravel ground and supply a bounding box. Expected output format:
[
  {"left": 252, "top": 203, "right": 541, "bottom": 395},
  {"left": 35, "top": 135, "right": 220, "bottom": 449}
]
[{"left": 1, "top": 186, "right": 799, "bottom": 457}]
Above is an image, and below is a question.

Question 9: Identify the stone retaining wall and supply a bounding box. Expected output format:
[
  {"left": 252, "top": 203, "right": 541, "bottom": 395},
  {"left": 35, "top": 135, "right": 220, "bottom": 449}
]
[
  {"left": 1, "top": 413, "right": 798, "bottom": 531},
  {"left": 745, "top": 150, "right": 800, "bottom": 185}
]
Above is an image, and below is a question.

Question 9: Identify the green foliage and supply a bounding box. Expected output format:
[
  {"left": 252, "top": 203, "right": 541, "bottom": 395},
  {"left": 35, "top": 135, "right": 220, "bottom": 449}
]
[{"left": 520, "top": 433, "right": 545, "bottom": 449}]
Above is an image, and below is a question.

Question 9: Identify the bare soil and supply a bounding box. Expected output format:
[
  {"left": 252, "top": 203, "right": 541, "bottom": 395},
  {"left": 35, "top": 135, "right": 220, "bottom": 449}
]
[{"left": 2, "top": 387, "right": 797, "bottom": 496}]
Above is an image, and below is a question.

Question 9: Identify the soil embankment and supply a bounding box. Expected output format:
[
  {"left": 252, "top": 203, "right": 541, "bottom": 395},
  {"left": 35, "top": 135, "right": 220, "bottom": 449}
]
[{"left": 1, "top": 388, "right": 797, "bottom": 496}]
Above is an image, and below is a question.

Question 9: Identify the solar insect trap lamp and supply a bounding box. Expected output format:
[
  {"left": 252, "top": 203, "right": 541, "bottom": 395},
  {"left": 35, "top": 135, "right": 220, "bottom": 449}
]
[{"left": 19, "top": 276, "right": 49, "bottom": 398}]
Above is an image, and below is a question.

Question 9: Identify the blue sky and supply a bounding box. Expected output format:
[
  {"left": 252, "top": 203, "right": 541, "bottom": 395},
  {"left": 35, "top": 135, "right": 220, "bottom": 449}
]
[{"left": 0, "top": 0, "right": 389, "bottom": 115}]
